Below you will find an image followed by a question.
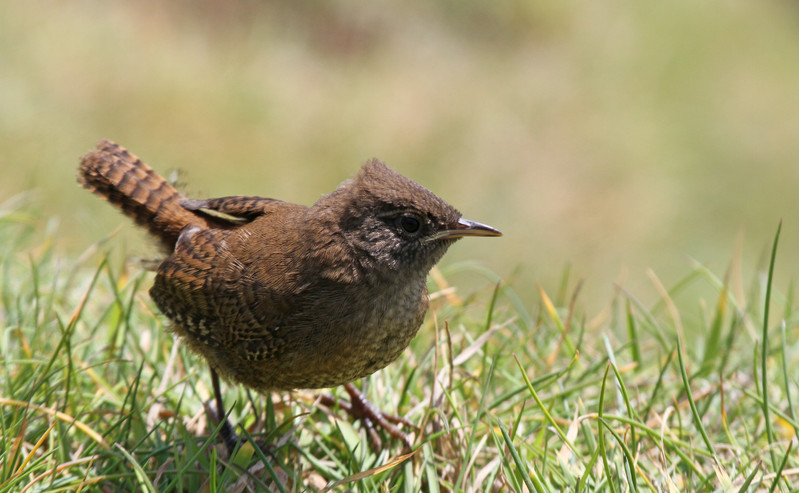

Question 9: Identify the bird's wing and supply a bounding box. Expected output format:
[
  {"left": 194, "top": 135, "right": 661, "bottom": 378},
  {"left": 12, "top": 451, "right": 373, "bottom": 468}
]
[
  {"left": 149, "top": 220, "right": 303, "bottom": 362},
  {"left": 180, "top": 196, "right": 285, "bottom": 224}
]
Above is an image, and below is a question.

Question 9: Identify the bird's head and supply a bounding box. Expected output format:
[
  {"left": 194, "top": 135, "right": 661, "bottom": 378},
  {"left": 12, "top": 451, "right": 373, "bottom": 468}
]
[{"left": 314, "top": 159, "right": 501, "bottom": 279}]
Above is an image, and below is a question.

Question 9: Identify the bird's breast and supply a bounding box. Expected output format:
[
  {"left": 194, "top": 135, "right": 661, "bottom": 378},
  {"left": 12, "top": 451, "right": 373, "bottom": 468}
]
[{"left": 241, "top": 275, "right": 430, "bottom": 391}]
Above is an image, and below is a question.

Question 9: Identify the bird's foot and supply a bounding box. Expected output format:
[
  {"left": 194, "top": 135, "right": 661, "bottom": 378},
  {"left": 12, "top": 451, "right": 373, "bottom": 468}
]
[
  {"left": 319, "top": 383, "right": 417, "bottom": 451},
  {"left": 204, "top": 398, "right": 247, "bottom": 454},
  {"left": 206, "top": 368, "right": 267, "bottom": 455}
]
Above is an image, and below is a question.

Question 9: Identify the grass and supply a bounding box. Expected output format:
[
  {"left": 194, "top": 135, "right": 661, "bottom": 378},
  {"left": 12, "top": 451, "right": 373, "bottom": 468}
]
[{"left": 2, "top": 202, "right": 798, "bottom": 492}]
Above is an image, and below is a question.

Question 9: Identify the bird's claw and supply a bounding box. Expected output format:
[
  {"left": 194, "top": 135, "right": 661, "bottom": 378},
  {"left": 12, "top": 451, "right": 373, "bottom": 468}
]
[{"left": 319, "top": 382, "right": 416, "bottom": 451}]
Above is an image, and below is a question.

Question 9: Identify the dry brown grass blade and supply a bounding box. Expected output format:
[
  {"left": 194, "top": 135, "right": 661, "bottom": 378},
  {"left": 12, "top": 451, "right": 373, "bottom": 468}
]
[{"left": 322, "top": 449, "right": 418, "bottom": 491}]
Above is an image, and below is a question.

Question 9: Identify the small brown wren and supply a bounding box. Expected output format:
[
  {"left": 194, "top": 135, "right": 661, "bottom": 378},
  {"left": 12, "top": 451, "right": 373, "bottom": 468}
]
[{"left": 78, "top": 140, "right": 501, "bottom": 449}]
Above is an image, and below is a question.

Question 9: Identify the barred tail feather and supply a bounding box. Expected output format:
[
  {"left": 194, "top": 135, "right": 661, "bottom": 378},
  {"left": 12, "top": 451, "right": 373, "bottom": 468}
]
[{"left": 78, "top": 140, "right": 205, "bottom": 249}]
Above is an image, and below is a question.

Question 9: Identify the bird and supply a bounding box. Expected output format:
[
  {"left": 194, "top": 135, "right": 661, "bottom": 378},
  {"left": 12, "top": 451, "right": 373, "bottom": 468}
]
[{"left": 77, "top": 139, "right": 501, "bottom": 450}]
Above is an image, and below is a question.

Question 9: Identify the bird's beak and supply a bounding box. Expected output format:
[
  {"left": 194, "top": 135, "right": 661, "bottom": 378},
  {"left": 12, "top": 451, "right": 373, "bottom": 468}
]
[{"left": 425, "top": 218, "right": 502, "bottom": 242}]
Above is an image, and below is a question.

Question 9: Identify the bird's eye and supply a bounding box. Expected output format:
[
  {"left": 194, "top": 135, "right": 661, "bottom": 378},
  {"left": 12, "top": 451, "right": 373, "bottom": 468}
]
[{"left": 398, "top": 215, "right": 421, "bottom": 234}]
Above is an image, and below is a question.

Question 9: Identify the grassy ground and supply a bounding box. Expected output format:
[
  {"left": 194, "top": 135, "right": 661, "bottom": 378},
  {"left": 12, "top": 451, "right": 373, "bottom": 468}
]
[{"left": 2, "top": 199, "right": 798, "bottom": 491}]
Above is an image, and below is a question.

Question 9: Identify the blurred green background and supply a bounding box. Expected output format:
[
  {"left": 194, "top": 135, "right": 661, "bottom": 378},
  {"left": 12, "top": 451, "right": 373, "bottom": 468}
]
[{"left": 3, "top": 0, "right": 799, "bottom": 310}]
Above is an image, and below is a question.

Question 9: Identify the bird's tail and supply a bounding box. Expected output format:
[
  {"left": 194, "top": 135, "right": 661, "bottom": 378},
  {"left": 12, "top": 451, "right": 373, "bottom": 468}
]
[{"left": 78, "top": 139, "right": 208, "bottom": 249}]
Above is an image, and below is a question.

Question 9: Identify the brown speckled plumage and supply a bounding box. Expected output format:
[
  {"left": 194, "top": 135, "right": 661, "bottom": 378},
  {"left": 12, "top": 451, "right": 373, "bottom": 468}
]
[{"left": 77, "top": 139, "right": 500, "bottom": 402}]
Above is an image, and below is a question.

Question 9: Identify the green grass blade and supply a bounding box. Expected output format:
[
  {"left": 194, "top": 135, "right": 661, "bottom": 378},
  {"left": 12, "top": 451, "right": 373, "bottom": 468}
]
[
  {"left": 780, "top": 320, "right": 798, "bottom": 441},
  {"left": 597, "top": 417, "right": 639, "bottom": 493},
  {"left": 597, "top": 364, "right": 618, "bottom": 493},
  {"left": 768, "top": 439, "right": 792, "bottom": 493},
  {"left": 676, "top": 337, "right": 717, "bottom": 459},
  {"left": 513, "top": 354, "right": 577, "bottom": 455},
  {"left": 761, "top": 220, "right": 781, "bottom": 470},
  {"left": 114, "top": 443, "right": 157, "bottom": 493},
  {"left": 625, "top": 300, "right": 641, "bottom": 367},
  {"left": 735, "top": 462, "right": 761, "bottom": 493},
  {"left": 495, "top": 416, "right": 541, "bottom": 493}
]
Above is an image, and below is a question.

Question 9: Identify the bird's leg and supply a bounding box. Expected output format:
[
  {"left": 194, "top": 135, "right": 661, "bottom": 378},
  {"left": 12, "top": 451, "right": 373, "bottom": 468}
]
[
  {"left": 206, "top": 368, "right": 244, "bottom": 453},
  {"left": 319, "top": 382, "right": 417, "bottom": 451}
]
